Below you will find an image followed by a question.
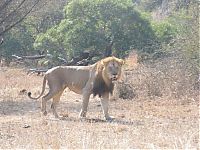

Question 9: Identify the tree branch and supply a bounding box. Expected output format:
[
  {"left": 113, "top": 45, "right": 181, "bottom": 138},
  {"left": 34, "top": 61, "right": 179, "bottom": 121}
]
[
  {"left": 0, "top": 0, "right": 40, "bottom": 36},
  {"left": 0, "top": 0, "right": 26, "bottom": 25},
  {"left": 27, "top": 68, "right": 47, "bottom": 75},
  {"left": 0, "top": 0, "right": 13, "bottom": 13}
]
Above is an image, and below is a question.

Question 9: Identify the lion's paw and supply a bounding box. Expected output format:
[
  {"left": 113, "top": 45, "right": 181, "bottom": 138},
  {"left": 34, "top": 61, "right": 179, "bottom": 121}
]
[{"left": 105, "top": 116, "right": 115, "bottom": 122}]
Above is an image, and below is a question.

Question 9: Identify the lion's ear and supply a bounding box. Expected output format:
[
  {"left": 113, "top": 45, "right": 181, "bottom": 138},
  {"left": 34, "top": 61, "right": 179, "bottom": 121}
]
[
  {"left": 100, "top": 60, "right": 105, "bottom": 66},
  {"left": 101, "top": 59, "right": 107, "bottom": 66},
  {"left": 99, "top": 60, "right": 106, "bottom": 70},
  {"left": 119, "top": 59, "right": 125, "bottom": 66}
]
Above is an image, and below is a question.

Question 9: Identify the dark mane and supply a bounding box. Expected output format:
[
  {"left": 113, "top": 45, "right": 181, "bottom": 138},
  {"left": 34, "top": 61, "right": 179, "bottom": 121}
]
[{"left": 92, "top": 74, "right": 114, "bottom": 97}]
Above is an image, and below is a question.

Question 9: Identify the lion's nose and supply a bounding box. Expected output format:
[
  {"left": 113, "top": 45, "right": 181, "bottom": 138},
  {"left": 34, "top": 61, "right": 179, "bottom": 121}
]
[{"left": 112, "top": 74, "right": 117, "bottom": 80}]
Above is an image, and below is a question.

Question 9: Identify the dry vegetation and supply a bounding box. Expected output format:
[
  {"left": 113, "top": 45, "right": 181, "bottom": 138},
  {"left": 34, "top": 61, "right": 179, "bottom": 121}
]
[{"left": 0, "top": 55, "right": 199, "bottom": 149}]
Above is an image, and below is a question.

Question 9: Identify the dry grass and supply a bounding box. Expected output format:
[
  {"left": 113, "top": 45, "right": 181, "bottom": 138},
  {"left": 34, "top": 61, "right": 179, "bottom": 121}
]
[{"left": 0, "top": 67, "right": 199, "bottom": 149}]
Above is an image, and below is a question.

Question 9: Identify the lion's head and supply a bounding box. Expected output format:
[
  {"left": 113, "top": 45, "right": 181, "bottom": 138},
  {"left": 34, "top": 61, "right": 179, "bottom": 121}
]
[
  {"left": 101, "top": 56, "right": 124, "bottom": 82},
  {"left": 93, "top": 56, "right": 124, "bottom": 97}
]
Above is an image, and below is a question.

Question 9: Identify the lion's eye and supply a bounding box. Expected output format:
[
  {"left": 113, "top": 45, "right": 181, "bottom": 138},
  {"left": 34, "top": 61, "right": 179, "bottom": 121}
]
[
  {"left": 108, "top": 65, "right": 113, "bottom": 69},
  {"left": 113, "top": 65, "right": 118, "bottom": 70}
]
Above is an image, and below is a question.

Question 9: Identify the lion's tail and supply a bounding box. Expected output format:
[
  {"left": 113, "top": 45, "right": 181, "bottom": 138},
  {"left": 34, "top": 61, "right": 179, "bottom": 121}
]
[{"left": 28, "top": 76, "right": 47, "bottom": 100}]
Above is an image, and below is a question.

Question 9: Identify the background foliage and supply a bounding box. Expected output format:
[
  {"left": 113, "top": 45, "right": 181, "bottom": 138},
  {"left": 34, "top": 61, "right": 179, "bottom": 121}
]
[
  {"left": 34, "top": 0, "right": 159, "bottom": 60},
  {"left": 0, "top": 0, "right": 198, "bottom": 68}
]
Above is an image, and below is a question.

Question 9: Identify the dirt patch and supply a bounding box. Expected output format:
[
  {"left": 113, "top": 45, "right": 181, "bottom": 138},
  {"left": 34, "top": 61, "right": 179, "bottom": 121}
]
[{"left": 0, "top": 68, "right": 199, "bottom": 149}]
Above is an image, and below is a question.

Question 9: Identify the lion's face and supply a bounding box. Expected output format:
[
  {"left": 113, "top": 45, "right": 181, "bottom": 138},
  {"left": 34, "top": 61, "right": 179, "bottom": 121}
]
[{"left": 102, "top": 57, "right": 124, "bottom": 82}]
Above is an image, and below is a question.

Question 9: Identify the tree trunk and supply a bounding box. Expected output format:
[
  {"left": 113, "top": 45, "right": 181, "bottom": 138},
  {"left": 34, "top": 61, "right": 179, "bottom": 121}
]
[{"left": 104, "top": 41, "right": 113, "bottom": 57}]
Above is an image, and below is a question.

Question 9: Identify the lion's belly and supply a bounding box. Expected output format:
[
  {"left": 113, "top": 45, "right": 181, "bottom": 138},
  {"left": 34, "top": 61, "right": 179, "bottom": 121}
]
[
  {"left": 64, "top": 69, "right": 90, "bottom": 94},
  {"left": 68, "top": 86, "right": 82, "bottom": 94},
  {"left": 68, "top": 79, "right": 88, "bottom": 94}
]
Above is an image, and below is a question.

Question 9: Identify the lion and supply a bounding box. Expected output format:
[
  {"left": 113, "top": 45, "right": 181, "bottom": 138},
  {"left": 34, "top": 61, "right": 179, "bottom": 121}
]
[{"left": 28, "top": 56, "right": 124, "bottom": 121}]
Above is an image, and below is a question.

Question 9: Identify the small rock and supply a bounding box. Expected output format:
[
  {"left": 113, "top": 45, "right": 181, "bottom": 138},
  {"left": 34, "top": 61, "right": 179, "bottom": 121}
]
[
  {"left": 23, "top": 124, "right": 31, "bottom": 128},
  {"left": 118, "top": 114, "right": 125, "bottom": 118},
  {"left": 19, "top": 89, "right": 27, "bottom": 95}
]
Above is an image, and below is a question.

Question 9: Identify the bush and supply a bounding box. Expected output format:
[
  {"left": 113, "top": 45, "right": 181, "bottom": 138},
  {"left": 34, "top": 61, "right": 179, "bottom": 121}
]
[
  {"left": 151, "top": 19, "right": 178, "bottom": 44},
  {"left": 119, "top": 51, "right": 199, "bottom": 101},
  {"left": 115, "top": 81, "right": 135, "bottom": 100}
]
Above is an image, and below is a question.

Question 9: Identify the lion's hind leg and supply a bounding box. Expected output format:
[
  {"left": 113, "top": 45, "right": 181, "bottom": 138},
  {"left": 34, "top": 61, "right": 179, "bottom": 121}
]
[
  {"left": 51, "top": 90, "right": 64, "bottom": 118},
  {"left": 41, "top": 88, "right": 61, "bottom": 116}
]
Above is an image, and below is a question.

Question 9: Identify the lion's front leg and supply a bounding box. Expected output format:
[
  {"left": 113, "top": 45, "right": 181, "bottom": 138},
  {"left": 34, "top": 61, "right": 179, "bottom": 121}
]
[
  {"left": 79, "top": 92, "right": 90, "bottom": 118},
  {"left": 101, "top": 93, "right": 114, "bottom": 121}
]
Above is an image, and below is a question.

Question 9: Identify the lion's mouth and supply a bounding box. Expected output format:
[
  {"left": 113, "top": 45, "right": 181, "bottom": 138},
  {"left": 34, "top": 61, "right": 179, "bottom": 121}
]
[{"left": 111, "top": 76, "right": 117, "bottom": 81}]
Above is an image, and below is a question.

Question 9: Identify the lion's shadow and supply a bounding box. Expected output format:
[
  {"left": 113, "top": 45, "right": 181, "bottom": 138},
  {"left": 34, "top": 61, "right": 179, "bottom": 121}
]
[
  {"left": 56, "top": 116, "right": 143, "bottom": 126},
  {"left": 0, "top": 100, "right": 143, "bottom": 126},
  {"left": 0, "top": 99, "right": 80, "bottom": 116},
  {"left": 0, "top": 99, "right": 40, "bottom": 116}
]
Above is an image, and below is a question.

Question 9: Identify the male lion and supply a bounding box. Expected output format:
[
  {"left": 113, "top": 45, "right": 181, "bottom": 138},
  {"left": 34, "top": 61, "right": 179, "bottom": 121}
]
[{"left": 28, "top": 56, "right": 124, "bottom": 121}]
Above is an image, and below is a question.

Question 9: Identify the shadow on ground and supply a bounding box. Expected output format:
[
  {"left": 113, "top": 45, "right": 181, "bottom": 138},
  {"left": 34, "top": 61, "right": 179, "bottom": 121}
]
[
  {"left": 0, "top": 99, "right": 39, "bottom": 116},
  {"left": 0, "top": 99, "right": 80, "bottom": 116},
  {"left": 0, "top": 99, "right": 143, "bottom": 126},
  {"left": 48, "top": 116, "right": 144, "bottom": 126}
]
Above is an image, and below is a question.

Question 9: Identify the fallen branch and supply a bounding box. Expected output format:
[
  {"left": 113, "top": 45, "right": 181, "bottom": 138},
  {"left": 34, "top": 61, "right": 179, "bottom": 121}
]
[
  {"left": 58, "top": 56, "right": 67, "bottom": 64},
  {"left": 66, "top": 51, "right": 99, "bottom": 66},
  {"left": 12, "top": 54, "right": 23, "bottom": 60},
  {"left": 0, "top": 37, "right": 3, "bottom": 45},
  {"left": 12, "top": 54, "right": 46, "bottom": 60},
  {"left": 27, "top": 68, "right": 47, "bottom": 75},
  {"left": 22, "top": 55, "right": 45, "bottom": 60},
  {"left": 76, "top": 58, "right": 90, "bottom": 66}
]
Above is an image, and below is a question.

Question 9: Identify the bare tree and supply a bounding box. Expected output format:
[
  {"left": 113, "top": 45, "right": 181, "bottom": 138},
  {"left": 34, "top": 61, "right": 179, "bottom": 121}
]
[{"left": 0, "top": 0, "right": 41, "bottom": 36}]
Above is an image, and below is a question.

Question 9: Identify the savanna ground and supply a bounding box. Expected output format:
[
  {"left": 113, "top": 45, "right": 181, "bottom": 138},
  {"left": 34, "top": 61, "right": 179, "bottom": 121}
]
[{"left": 0, "top": 65, "right": 199, "bottom": 149}]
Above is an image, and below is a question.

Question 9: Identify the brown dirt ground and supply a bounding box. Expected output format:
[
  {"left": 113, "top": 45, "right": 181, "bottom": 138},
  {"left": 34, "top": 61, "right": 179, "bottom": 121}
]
[{"left": 0, "top": 67, "right": 199, "bottom": 149}]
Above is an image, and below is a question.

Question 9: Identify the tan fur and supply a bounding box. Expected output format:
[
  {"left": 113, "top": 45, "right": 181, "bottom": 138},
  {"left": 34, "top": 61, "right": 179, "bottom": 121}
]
[{"left": 28, "top": 56, "right": 124, "bottom": 120}]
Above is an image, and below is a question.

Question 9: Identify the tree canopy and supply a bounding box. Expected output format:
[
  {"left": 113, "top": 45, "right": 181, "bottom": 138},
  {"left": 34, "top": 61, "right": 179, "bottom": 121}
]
[
  {"left": 34, "top": 0, "right": 158, "bottom": 60},
  {"left": 0, "top": 0, "right": 198, "bottom": 67}
]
